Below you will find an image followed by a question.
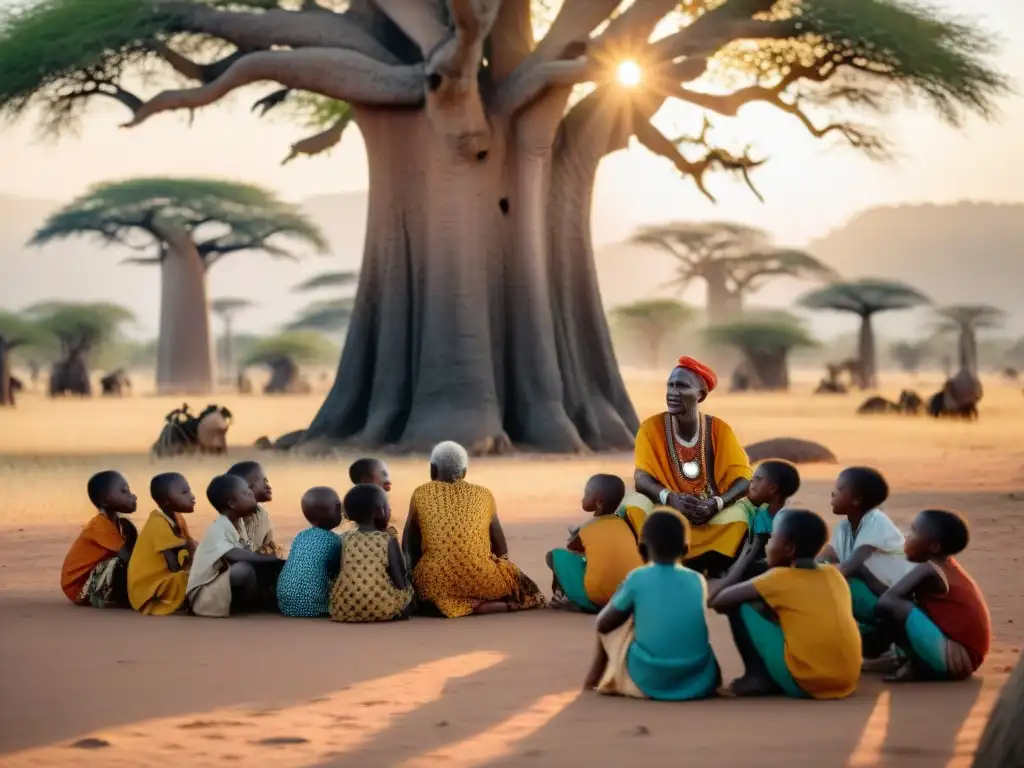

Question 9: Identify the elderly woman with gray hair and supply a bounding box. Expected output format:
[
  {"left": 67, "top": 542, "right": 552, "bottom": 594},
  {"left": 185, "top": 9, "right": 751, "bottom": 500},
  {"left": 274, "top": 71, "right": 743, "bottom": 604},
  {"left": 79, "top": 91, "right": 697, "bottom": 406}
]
[{"left": 402, "top": 441, "right": 546, "bottom": 617}]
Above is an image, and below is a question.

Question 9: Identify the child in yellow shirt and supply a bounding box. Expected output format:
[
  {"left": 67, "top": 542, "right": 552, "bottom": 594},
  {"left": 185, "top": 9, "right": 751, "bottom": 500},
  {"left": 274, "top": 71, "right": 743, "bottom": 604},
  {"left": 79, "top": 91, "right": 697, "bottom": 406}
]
[
  {"left": 546, "top": 475, "right": 644, "bottom": 612},
  {"left": 710, "top": 508, "right": 862, "bottom": 698}
]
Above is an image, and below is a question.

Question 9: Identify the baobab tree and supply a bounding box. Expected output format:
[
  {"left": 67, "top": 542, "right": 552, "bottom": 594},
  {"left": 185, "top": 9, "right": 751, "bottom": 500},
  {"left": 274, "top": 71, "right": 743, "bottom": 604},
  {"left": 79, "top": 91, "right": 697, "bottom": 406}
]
[
  {"left": 0, "top": 311, "right": 49, "bottom": 406},
  {"left": 0, "top": 0, "right": 1008, "bottom": 451},
  {"left": 30, "top": 179, "right": 327, "bottom": 395},
  {"left": 705, "top": 311, "right": 816, "bottom": 391},
  {"left": 610, "top": 298, "right": 694, "bottom": 369},
  {"left": 799, "top": 279, "right": 930, "bottom": 390},
  {"left": 934, "top": 304, "right": 1005, "bottom": 377},
  {"left": 242, "top": 331, "right": 339, "bottom": 395},
  {"left": 211, "top": 297, "right": 256, "bottom": 384},
  {"left": 631, "top": 221, "right": 837, "bottom": 324}
]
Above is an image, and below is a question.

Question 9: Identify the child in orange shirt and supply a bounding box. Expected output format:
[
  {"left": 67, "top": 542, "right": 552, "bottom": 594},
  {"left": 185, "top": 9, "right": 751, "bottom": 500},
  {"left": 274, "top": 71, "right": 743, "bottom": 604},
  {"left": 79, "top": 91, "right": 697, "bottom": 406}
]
[
  {"left": 876, "top": 509, "right": 991, "bottom": 682},
  {"left": 60, "top": 471, "right": 138, "bottom": 608},
  {"left": 710, "top": 508, "right": 862, "bottom": 698},
  {"left": 547, "top": 474, "right": 644, "bottom": 612}
]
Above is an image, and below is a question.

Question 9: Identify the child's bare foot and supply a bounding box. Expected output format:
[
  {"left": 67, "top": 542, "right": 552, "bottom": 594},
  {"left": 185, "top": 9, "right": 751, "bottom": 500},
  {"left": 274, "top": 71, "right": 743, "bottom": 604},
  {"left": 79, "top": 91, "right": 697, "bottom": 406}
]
[
  {"left": 725, "top": 674, "right": 777, "bottom": 697},
  {"left": 473, "top": 601, "right": 511, "bottom": 615},
  {"left": 884, "top": 661, "right": 920, "bottom": 683},
  {"left": 862, "top": 647, "right": 902, "bottom": 674},
  {"left": 549, "top": 594, "right": 582, "bottom": 612}
]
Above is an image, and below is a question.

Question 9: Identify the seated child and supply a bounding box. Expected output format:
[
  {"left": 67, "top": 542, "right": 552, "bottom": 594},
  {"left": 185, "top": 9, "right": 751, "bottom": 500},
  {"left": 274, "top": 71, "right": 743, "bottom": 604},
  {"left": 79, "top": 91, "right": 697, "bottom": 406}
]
[
  {"left": 722, "top": 460, "right": 800, "bottom": 582},
  {"left": 60, "top": 471, "right": 138, "bottom": 608},
  {"left": 186, "top": 475, "right": 286, "bottom": 618},
  {"left": 583, "top": 510, "right": 719, "bottom": 701},
  {"left": 349, "top": 457, "right": 392, "bottom": 492},
  {"left": 127, "top": 473, "right": 196, "bottom": 615},
  {"left": 710, "top": 509, "right": 862, "bottom": 699},
  {"left": 875, "top": 509, "right": 991, "bottom": 682},
  {"left": 226, "top": 461, "right": 282, "bottom": 556},
  {"left": 819, "top": 466, "right": 912, "bottom": 655},
  {"left": 546, "top": 474, "right": 644, "bottom": 613},
  {"left": 329, "top": 484, "right": 412, "bottom": 623},
  {"left": 277, "top": 487, "right": 343, "bottom": 618}
]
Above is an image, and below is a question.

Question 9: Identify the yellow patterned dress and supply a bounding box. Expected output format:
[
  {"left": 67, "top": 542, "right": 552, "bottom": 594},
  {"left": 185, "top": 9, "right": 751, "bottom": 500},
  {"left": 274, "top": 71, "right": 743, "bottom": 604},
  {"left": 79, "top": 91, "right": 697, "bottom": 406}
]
[
  {"left": 329, "top": 529, "right": 413, "bottom": 622},
  {"left": 410, "top": 480, "right": 546, "bottom": 618}
]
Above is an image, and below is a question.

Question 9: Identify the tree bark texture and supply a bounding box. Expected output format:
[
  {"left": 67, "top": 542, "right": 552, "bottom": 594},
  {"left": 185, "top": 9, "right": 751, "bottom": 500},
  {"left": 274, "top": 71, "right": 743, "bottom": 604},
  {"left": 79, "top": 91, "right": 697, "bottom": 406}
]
[
  {"left": 970, "top": 655, "right": 1024, "bottom": 767},
  {"left": 304, "top": 91, "right": 639, "bottom": 453},
  {"left": 0, "top": 341, "right": 13, "bottom": 406},
  {"left": 155, "top": 226, "right": 215, "bottom": 395},
  {"left": 958, "top": 327, "right": 978, "bottom": 376},
  {"left": 745, "top": 350, "right": 790, "bottom": 391}
]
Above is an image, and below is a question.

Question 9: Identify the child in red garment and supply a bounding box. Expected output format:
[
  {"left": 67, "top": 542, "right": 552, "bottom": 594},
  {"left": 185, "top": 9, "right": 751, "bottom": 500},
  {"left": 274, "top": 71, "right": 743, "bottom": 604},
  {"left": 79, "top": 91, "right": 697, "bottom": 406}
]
[{"left": 875, "top": 509, "right": 991, "bottom": 681}]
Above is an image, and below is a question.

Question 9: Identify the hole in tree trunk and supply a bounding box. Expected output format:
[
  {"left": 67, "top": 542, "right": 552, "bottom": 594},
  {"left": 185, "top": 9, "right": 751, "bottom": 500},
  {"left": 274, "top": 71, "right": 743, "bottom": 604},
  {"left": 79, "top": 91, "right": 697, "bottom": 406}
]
[
  {"left": 499, "top": 197, "right": 510, "bottom": 215},
  {"left": 476, "top": 149, "right": 488, "bottom": 161},
  {"left": 426, "top": 73, "right": 442, "bottom": 92}
]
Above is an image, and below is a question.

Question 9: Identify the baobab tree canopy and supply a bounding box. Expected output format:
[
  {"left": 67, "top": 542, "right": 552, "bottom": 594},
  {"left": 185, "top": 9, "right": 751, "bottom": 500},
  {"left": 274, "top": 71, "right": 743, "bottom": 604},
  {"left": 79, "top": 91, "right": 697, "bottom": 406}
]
[{"left": 0, "top": 0, "right": 1008, "bottom": 452}]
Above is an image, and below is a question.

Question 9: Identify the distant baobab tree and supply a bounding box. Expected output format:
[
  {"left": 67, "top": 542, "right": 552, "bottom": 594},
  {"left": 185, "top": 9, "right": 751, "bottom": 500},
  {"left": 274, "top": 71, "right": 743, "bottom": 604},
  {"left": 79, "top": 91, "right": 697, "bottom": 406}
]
[
  {"left": 0, "top": 0, "right": 1007, "bottom": 451},
  {"left": 610, "top": 299, "right": 694, "bottom": 369},
  {"left": 799, "top": 279, "right": 930, "bottom": 390},
  {"left": 705, "top": 311, "right": 817, "bottom": 391},
  {"left": 0, "top": 310, "right": 49, "bottom": 406},
  {"left": 211, "top": 297, "right": 256, "bottom": 384},
  {"left": 30, "top": 179, "right": 327, "bottom": 395},
  {"left": 934, "top": 304, "right": 1005, "bottom": 376},
  {"left": 631, "top": 221, "right": 837, "bottom": 325}
]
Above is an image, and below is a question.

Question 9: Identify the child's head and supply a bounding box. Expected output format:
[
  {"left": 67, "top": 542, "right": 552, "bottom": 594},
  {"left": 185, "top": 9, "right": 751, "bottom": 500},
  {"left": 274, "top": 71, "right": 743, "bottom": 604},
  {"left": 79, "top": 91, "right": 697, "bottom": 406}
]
[
  {"left": 226, "top": 461, "right": 272, "bottom": 503},
  {"left": 343, "top": 483, "right": 390, "bottom": 530},
  {"left": 748, "top": 460, "right": 801, "bottom": 506},
  {"left": 904, "top": 509, "right": 969, "bottom": 563},
  {"left": 206, "top": 474, "right": 258, "bottom": 521},
  {"left": 87, "top": 470, "right": 137, "bottom": 515},
  {"left": 639, "top": 510, "right": 689, "bottom": 565},
  {"left": 830, "top": 466, "right": 889, "bottom": 517},
  {"left": 150, "top": 472, "right": 196, "bottom": 515},
  {"left": 582, "top": 474, "right": 626, "bottom": 516},
  {"left": 301, "top": 486, "right": 343, "bottom": 531},
  {"left": 348, "top": 458, "right": 391, "bottom": 493},
  {"left": 765, "top": 508, "right": 829, "bottom": 567}
]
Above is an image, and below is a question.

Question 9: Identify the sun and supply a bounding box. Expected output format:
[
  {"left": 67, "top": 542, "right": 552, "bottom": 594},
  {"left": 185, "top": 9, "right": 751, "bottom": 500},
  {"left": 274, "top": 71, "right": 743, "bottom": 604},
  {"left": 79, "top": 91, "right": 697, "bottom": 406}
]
[{"left": 616, "top": 60, "right": 642, "bottom": 88}]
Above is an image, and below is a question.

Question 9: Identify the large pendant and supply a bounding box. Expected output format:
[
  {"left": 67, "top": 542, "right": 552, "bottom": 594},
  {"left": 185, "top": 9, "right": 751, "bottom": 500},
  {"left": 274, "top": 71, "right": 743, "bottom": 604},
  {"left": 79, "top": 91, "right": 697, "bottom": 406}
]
[{"left": 682, "top": 460, "right": 701, "bottom": 480}]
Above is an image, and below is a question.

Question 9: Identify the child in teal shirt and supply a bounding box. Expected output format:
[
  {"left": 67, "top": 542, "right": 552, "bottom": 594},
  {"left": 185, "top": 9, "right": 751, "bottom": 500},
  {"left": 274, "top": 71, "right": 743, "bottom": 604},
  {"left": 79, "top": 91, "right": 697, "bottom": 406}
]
[{"left": 584, "top": 510, "right": 719, "bottom": 701}]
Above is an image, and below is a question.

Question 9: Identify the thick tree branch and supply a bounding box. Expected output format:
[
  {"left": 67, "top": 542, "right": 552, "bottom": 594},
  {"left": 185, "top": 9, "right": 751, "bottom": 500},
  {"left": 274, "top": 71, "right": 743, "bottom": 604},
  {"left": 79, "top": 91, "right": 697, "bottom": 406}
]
[
  {"left": 371, "top": 0, "right": 448, "bottom": 58},
  {"left": 281, "top": 114, "right": 352, "bottom": 165},
  {"left": 123, "top": 49, "right": 424, "bottom": 127},
  {"left": 593, "top": 0, "right": 680, "bottom": 50},
  {"left": 633, "top": 116, "right": 764, "bottom": 203},
  {"left": 150, "top": 42, "right": 246, "bottom": 84},
  {"left": 533, "top": 0, "right": 620, "bottom": 63},
  {"left": 61, "top": 80, "right": 144, "bottom": 114},
  {"left": 488, "top": 0, "right": 534, "bottom": 81},
  {"left": 493, "top": 56, "right": 591, "bottom": 117}
]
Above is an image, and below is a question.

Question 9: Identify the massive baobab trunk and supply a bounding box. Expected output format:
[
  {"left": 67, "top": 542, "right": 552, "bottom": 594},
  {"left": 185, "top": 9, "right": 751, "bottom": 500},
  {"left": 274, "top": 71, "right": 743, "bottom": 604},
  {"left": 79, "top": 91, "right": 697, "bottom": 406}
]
[
  {"left": 857, "top": 315, "right": 876, "bottom": 390},
  {"left": 971, "top": 655, "right": 1024, "bottom": 767},
  {"left": 304, "top": 92, "right": 639, "bottom": 453},
  {"left": 155, "top": 225, "right": 215, "bottom": 395},
  {"left": 742, "top": 351, "right": 791, "bottom": 391}
]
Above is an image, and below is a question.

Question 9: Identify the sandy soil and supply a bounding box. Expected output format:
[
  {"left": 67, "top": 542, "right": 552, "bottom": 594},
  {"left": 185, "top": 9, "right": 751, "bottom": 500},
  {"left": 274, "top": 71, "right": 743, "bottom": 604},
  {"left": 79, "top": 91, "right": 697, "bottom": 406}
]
[{"left": 1, "top": 372, "right": 1022, "bottom": 767}]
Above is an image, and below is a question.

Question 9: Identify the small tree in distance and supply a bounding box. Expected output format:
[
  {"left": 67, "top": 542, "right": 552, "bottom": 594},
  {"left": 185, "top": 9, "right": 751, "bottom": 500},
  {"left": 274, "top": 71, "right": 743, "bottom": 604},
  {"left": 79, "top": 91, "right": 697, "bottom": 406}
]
[
  {"left": 0, "top": 311, "right": 51, "bottom": 406},
  {"left": 610, "top": 299, "right": 694, "bottom": 369},
  {"left": 241, "top": 331, "right": 339, "bottom": 395},
  {"left": 934, "top": 304, "right": 1005, "bottom": 376},
  {"left": 705, "top": 311, "right": 817, "bottom": 391},
  {"left": 211, "top": 297, "right": 255, "bottom": 384}
]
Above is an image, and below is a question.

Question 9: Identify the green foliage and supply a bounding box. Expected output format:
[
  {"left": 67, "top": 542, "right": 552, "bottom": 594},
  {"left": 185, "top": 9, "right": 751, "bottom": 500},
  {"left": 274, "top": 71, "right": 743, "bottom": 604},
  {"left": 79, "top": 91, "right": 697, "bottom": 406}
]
[
  {"left": 31, "top": 177, "right": 329, "bottom": 259},
  {"left": 293, "top": 270, "right": 359, "bottom": 292},
  {"left": 0, "top": 309, "right": 53, "bottom": 350},
  {"left": 798, "top": 278, "right": 930, "bottom": 316},
  {"left": 933, "top": 304, "right": 1006, "bottom": 333},
  {"left": 705, "top": 311, "right": 818, "bottom": 354},
  {"left": 0, "top": 0, "right": 182, "bottom": 132},
  {"left": 22, "top": 301, "right": 134, "bottom": 354},
  {"left": 610, "top": 298, "right": 695, "bottom": 332},
  {"left": 240, "top": 330, "right": 338, "bottom": 368},
  {"left": 286, "top": 298, "right": 354, "bottom": 333}
]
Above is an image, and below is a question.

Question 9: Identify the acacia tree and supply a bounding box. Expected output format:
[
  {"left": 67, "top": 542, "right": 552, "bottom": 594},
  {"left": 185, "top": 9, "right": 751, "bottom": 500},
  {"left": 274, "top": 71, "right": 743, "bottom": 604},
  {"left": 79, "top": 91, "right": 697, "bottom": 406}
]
[
  {"left": 632, "top": 221, "right": 837, "bottom": 323},
  {"left": 610, "top": 298, "right": 694, "bottom": 368},
  {"left": 0, "top": 0, "right": 1007, "bottom": 451},
  {"left": 705, "top": 311, "right": 816, "bottom": 390},
  {"left": 799, "top": 279, "right": 929, "bottom": 389},
  {"left": 24, "top": 301, "right": 134, "bottom": 396},
  {"left": 242, "top": 330, "right": 339, "bottom": 394},
  {"left": 211, "top": 297, "right": 256, "bottom": 383},
  {"left": 30, "top": 179, "right": 327, "bottom": 395},
  {"left": 934, "top": 304, "right": 1005, "bottom": 377},
  {"left": 0, "top": 311, "right": 51, "bottom": 406}
]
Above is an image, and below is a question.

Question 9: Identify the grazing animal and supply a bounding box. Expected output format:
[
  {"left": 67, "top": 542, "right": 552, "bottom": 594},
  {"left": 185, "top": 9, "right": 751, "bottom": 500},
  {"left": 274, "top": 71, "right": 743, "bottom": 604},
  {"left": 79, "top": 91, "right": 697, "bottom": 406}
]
[
  {"left": 100, "top": 369, "right": 131, "bottom": 397},
  {"left": 897, "top": 389, "right": 923, "bottom": 415},
  {"left": 927, "top": 370, "right": 982, "bottom": 421},
  {"left": 857, "top": 396, "right": 899, "bottom": 415},
  {"left": 744, "top": 438, "right": 837, "bottom": 465},
  {"left": 152, "top": 403, "right": 233, "bottom": 457},
  {"left": 927, "top": 391, "right": 978, "bottom": 421}
]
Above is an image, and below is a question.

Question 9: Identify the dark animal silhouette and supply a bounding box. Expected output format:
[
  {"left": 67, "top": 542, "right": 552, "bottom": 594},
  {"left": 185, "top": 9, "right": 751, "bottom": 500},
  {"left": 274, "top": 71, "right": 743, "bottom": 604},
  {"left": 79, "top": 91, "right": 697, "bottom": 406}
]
[
  {"left": 100, "top": 369, "right": 132, "bottom": 397},
  {"left": 857, "top": 396, "right": 900, "bottom": 415},
  {"left": 49, "top": 355, "right": 90, "bottom": 397},
  {"left": 927, "top": 391, "right": 978, "bottom": 420},
  {"left": 897, "top": 389, "right": 923, "bottom": 415},
  {"left": 744, "top": 438, "right": 837, "bottom": 465},
  {"left": 152, "top": 403, "right": 234, "bottom": 457},
  {"left": 927, "top": 370, "right": 982, "bottom": 421}
]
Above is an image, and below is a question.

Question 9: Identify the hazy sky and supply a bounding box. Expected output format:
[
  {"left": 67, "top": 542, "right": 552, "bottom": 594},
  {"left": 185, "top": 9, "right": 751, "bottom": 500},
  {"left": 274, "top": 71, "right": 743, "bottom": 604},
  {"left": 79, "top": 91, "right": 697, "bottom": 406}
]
[{"left": 1, "top": 0, "right": 1022, "bottom": 248}]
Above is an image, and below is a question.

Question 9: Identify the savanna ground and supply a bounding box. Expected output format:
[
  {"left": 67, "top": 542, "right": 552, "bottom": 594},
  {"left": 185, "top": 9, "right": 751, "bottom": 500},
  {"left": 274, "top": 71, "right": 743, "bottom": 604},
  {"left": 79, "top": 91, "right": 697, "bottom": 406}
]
[{"left": 0, "top": 370, "right": 1021, "bottom": 767}]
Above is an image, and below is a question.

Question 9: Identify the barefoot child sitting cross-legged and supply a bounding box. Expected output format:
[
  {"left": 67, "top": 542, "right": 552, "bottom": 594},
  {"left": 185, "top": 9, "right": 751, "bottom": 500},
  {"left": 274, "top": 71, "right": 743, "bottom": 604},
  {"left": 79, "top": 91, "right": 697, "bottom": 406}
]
[
  {"left": 547, "top": 474, "right": 644, "bottom": 613},
  {"left": 710, "top": 508, "right": 862, "bottom": 699},
  {"left": 584, "top": 510, "right": 719, "bottom": 701},
  {"left": 277, "top": 487, "right": 343, "bottom": 618},
  {"left": 186, "top": 475, "right": 286, "bottom": 618},
  {"left": 329, "top": 484, "right": 413, "bottom": 623},
  {"left": 61, "top": 471, "right": 138, "bottom": 608},
  {"left": 127, "top": 472, "right": 197, "bottom": 616},
  {"left": 875, "top": 509, "right": 991, "bottom": 683}
]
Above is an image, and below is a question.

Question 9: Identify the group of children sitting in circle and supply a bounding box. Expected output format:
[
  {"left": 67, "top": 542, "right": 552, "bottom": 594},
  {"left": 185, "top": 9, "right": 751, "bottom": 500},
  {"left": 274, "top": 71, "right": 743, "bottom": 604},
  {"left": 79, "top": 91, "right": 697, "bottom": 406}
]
[{"left": 59, "top": 452, "right": 990, "bottom": 702}]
